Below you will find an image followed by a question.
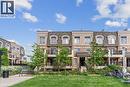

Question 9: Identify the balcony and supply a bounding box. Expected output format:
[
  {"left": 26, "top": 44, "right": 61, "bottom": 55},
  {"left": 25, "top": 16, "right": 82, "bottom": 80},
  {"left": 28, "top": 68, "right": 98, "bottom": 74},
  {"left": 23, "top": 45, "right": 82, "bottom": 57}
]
[
  {"left": 113, "top": 51, "right": 122, "bottom": 55},
  {"left": 75, "top": 52, "right": 90, "bottom": 57}
]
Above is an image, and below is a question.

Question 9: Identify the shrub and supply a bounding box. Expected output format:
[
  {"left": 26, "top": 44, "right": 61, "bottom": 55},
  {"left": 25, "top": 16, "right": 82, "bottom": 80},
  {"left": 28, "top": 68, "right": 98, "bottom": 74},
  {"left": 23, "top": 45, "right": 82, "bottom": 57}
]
[
  {"left": 107, "top": 64, "right": 122, "bottom": 71},
  {"left": 1, "top": 66, "right": 22, "bottom": 76},
  {"left": 86, "top": 65, "right": 122, "bottom": 75}
]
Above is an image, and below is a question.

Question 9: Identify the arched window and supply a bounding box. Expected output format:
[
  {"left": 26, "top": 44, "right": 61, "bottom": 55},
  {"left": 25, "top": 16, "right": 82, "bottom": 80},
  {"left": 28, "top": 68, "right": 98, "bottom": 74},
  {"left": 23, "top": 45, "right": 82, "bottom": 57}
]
[
  {"left": 0, "top": 41, "right": 3, "bottom": 48},
  {"left": 96, "top": 35, "right": 104, "bottom": 44},
  {"left": 62, "top": 35, "right": 70, "bottom": 44},
  {"left": 50, "top": 35, "right": 58, "bottom": 44},
  {"left": 108, "top": 35, "right": 116, "bottom": 44},
  {"left": 5, "top": 43, "right": 10, "bottom": 50}
]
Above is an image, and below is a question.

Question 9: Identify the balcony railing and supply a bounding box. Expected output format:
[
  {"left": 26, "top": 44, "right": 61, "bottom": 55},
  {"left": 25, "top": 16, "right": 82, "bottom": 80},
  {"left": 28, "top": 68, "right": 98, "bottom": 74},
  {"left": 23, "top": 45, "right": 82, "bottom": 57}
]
[{"left": 113, "top": 51, "right": 122, "bottom": 55}]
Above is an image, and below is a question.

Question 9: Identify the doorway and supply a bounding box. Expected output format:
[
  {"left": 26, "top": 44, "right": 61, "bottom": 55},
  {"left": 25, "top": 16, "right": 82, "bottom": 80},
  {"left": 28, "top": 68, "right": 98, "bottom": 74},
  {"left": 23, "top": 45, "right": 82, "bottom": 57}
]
[{"left": 80, "top": 57, "right": 85, "bottom": 66}]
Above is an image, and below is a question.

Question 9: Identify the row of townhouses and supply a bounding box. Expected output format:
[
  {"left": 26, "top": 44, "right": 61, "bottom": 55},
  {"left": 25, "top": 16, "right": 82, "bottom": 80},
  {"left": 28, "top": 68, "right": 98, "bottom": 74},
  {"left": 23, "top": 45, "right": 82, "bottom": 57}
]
[
  {"left": 37, "top": 30, "right": 130, "bottom": 70},
  {"left": 0, "top": 38, "right": 25, "bottom": 65}
]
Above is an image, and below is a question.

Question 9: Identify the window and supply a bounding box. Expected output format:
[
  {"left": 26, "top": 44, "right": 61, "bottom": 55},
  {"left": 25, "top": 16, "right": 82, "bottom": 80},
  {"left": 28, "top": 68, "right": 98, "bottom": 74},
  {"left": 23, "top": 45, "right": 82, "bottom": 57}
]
[
  {"left": 50, "top": 35, "right": 57, "bottom": 44},
  {"left": 74, "top": 48, "right": 80, "bottom": 52},
  {"left": 85, "top": 36, "right": 91, "bottom": 44},
  {"left": 120, "top": 36, "right": 127, "bottom": 44},
  {"left": 5, "top": 43, "right": 10, "bottom": 50},
  {"left": 50, "top": 48, "right": 57, "bottom": 54},
  {"left": 62, "top": 35, "right": 70, "bottom": 44},
  {"left": 13, "top": 47, "right": 15, "bottom": 50},
  {"left": 0, "top": 42, "right": 3, "bottom": 48},
  {"left": 74, "top": 37, "right": 80, "bottom": 44},
  {"left": 39, "top": 37, "right": 45, "bottom": 44},
  {"left": 96, "top": 35, "right": 104, "bottom": 44},
  {"left": 108, "top": 35, "right": 116, "bottom": 44}
]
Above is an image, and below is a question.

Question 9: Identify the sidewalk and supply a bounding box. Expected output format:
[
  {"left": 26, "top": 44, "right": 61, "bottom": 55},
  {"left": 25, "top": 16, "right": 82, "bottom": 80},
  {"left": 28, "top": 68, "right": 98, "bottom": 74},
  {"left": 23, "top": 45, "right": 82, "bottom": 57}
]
[{"left": 0, "top": 74, "right": 33, "bottom": 87}]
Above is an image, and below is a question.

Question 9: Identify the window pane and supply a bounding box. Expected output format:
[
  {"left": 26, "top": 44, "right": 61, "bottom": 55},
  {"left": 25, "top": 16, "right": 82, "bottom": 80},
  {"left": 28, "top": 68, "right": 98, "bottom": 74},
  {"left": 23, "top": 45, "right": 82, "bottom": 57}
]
[
  {"left": 108, "top": 36, "right": 115, "bottom": 44},
  {"left": 85, "top": 36, "right": 91, "bottom": 44},
  {"left": 50, "top": 37, "right": 57, "bottom": 44},
  {"left": 0, "top": 42, "right": 2, "bottom": 47},
  {"left": 120, "top": 36, "right": 127, "bottom": 44},
  {"left": 74, "top": 37, "right": 80, "bottom": 44},
  {"left": 62, "top": 37, "right": 69, "bottom": 44},
  {"left": 40, "top": 37, "right": 45, "bottom": 44},
  {"left": 96, "top": 36, "right": 103, "bottom": 44}
]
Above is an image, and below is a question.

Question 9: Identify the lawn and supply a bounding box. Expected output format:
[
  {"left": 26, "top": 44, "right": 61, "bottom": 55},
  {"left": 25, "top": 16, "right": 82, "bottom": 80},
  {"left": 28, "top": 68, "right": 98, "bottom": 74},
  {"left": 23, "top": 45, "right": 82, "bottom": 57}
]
[{"left": 11, "top": 75, "right": 130, "bottom": 87}]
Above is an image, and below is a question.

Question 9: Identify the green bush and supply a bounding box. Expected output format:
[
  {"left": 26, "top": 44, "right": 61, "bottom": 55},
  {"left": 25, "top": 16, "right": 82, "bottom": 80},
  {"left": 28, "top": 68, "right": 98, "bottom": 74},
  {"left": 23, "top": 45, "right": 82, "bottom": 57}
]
[
  {"left": 86, "top": 65, "right": 122, "bottom": 75},
  {"left": 1, "top": 66, "right": 22, "bottom": 76},
  {"left": 107, "top": 64, "right": 122, "bottom": 71}
]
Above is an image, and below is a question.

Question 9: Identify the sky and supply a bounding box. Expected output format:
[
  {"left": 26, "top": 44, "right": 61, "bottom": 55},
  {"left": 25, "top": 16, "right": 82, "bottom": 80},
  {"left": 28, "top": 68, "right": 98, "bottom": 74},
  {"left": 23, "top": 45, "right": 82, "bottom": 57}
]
[{"left": 0, "top": 0, "right": 130, "bottom": 56}]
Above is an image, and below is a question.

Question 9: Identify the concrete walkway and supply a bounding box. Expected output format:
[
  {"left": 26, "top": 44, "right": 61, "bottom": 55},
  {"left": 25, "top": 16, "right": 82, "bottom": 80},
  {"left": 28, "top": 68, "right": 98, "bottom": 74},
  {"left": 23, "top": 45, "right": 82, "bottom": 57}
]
[{"left": 0, "top": 74, "right": 33, "bottom": 87}]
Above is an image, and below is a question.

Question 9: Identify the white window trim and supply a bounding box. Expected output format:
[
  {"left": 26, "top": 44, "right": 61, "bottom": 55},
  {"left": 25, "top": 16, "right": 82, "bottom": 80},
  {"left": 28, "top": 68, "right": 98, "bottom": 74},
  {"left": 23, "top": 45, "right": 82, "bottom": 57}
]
[
  {"left": 50, "top": 35, "right": 58, "bottom": 44},
  {"left": 107, "top": 35, "right": 116, "bottom": 44},
  {"left": 84, "top": 36, "right": 91, "bottom": 44},
  {"left": 0, "top": 41, "right": 3, "bottom": 48},
  {"left": 5, "top": 43, "right": 10, "bottom": 50},
  {"left": 62, "top": 35, "right": 70, "bottom": 44},
  {"left": 120, "top": 36, "right": 128, "bottom": 45},
  {"left": 74, "top": 36, "right": 80, "bottom": 44},
  {"left": 39, "top": 36, "right": 46, "bottom": 45},
  {"left": 95, "top": 35, "right": 104, "bottom": 44}
]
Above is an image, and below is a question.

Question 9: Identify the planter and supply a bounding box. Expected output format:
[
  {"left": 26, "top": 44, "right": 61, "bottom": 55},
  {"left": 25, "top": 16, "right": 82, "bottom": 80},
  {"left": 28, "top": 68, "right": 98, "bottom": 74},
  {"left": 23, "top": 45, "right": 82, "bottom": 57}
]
[{"left": 3, "top": 70, "right": 9, "bottom": 78}]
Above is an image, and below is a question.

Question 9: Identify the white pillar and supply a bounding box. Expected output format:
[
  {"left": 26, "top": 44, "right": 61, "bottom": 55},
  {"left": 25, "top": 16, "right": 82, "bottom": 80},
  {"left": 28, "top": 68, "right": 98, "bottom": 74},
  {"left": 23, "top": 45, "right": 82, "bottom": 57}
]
[
  {"left": 122, "top": 48, "right": 127, "bottom": 73},
  {"left": 108, "top": 49, "right": 111, "bottom": 65}
]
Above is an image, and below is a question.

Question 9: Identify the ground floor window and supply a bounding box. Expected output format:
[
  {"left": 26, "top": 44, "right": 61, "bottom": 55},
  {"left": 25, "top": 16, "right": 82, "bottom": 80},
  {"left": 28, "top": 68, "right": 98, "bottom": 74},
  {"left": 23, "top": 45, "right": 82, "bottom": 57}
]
[{"left": 110, "top": 58, "right": 118, "bottom": 65}]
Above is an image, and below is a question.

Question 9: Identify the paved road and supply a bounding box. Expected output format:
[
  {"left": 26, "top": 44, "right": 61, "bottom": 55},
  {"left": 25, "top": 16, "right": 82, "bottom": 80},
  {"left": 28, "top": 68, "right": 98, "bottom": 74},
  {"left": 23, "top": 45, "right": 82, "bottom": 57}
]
[{"left": 0, "top": 74, "right": 33, "bottom": 87}]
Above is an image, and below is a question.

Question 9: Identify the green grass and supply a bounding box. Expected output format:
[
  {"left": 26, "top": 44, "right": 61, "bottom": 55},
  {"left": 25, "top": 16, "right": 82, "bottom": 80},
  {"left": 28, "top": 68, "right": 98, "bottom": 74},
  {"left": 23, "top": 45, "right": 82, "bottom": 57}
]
[{"left": 11, "top": 75, "right": 130, "bottom": 87}]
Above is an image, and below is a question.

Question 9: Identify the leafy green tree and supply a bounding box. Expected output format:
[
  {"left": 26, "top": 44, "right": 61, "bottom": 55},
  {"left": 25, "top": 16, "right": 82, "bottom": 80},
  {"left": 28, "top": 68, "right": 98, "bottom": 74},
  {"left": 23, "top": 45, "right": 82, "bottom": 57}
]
[
  {"left": 0, "top": 48, "right": 9, "bottom": 66},
  {"left": 87, "top": 42, "right": 107, "bottom": 69},
  {"left": 31, "top": 44, "right": 47, "bottom": 72},
  {"left": 54, "top": 46, "right": 70, "bottom": 71}
]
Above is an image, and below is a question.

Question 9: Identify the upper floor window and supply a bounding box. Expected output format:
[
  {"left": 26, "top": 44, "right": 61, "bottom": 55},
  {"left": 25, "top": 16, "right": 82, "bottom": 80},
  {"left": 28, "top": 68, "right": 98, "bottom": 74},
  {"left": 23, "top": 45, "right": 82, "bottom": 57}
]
[
  {"left": 74, "top": 37, "right": 80, "bottom": 44},
  {"left": 39, "top": 36, "right": 45, "bottom": 44},
  {"left": 13, "top": 47, "right": 15, "bottom": 50},
  {"left": 96, "top": 35, "right": 104, "bottom": 44},
  {"left": 120, "top": 36, "right": 127, "bottom": 44},
  {"left": 0, "top": 41, "right": 3, "bottom": 48},
  {"left": 85, "top": 36, "right": 91, "bottom": 44},
  {"left": 50, "top": 35, "right": 58, "bottom": 44},
  {"left": 62, "top": 35, "right": 70, "bottom": 44},
  {"left": 5, "top": 43, "right": 10, "bottom": 50},
  {"left": 108, "top": 35, "right": 116, "bottom": 44}
]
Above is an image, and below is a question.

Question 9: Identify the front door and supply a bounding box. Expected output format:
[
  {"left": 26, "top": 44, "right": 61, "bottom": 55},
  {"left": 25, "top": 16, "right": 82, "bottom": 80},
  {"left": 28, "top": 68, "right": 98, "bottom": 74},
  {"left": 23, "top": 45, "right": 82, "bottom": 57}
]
[{"left": 80, "top": 57, "right": 85, "bottom": 67}]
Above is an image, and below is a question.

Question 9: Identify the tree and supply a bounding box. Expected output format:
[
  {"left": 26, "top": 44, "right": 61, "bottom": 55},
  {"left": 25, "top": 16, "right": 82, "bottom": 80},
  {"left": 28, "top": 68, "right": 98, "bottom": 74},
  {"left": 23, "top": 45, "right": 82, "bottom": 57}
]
[
  {"left": 87, "top": 42, "right": 107, "bottom": 69},
  {"left": 0, "top": 48, "right": 9, "bottom": 66},
  {"left": 31, "top": 44, "right": 47, "bottom": 72},
  {"left": 54, "top": 46, "right": 70, "bottom": 71}
]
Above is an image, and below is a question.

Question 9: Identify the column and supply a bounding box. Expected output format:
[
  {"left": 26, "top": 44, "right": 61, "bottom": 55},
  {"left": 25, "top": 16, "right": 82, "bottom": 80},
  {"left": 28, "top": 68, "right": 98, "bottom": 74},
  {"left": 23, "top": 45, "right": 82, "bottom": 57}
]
[{"left": 122, "top": 48, "right": 127, "bottom": 73}]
